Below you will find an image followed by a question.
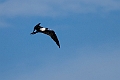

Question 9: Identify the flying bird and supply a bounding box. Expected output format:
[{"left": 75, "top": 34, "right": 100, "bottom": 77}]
[{"left": 31, "top": 23, "right": 60, "bottom": 48}]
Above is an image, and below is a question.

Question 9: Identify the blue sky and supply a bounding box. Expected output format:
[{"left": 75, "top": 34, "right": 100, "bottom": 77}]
[{"left": 0, "top": 0, "right": 120, "bottom": 80}]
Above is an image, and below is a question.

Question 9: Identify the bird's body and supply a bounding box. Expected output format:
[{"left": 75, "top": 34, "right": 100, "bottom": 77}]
[
  {"left": 31, "top": 23, "right": 60, "bottom": 48},
  {"left": 40, "top": 27, "right": 46, "bottom": 31}
]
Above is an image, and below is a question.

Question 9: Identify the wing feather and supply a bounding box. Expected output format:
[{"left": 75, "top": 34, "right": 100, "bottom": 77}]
[{"left": 43, "top": 30, "right": 60, "bottom": 48}]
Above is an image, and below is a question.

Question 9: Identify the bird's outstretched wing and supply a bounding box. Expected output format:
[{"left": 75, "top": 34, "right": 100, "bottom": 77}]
[{"left": 43, "top": 30, "right": 60, "bottom": 48}]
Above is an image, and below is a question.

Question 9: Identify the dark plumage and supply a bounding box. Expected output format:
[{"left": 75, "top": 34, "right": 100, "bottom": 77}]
[{"left": 31, "top": 23, "right": 60, "bottom": 48}]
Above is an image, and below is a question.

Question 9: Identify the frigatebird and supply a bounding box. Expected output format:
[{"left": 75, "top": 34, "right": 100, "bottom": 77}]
[{"left": 31, "top": 23, "right": 60, "bottom": 48}]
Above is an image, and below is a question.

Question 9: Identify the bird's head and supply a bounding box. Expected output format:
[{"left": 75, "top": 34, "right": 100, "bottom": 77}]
[{"left": 30, "top": 32, "right": 36, "bottom": 35}]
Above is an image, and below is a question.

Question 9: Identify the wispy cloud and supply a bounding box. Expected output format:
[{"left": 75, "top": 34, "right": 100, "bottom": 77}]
[
  {"left": 1, "top": 43, "right": 120, "bottom": 80},
  {"left": 0, "top": 21, "right": 10, "bottom": 27},
  {"left": 0, "top": 0, "right": 120, "bottom": 17}
]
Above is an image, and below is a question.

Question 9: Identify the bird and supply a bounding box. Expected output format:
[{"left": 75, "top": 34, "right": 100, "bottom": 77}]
[{"left": 31, "top": 23, "right": 60, "bottom": 48}]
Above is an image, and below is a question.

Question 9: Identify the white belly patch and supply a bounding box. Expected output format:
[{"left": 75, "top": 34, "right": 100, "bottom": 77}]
[{"left": 40, "top": 28, "right": 46, "bottom": 31}]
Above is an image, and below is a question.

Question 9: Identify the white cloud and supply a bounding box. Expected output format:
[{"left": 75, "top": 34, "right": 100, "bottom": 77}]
[
  {"left": 2, "top": 43, "right": 120, "bottom": 80},
  {"left": 0, "top": 0, "right": 120, "bottom": 17},
  {"left": 11, "top": 52, "right": 120, "bottom": 80},
  {"left": 0, "top": 21, "right": 10, "bottom": 27}
]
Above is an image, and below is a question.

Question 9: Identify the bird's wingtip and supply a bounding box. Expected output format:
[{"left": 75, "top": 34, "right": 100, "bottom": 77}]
[{"left": 58, "top": 45, "right": 60, "bottom": 48}]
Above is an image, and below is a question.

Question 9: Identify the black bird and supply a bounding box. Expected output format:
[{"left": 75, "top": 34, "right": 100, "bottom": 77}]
[{"left": 31, "top": 23, "right": 60, "bottom": 48}]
